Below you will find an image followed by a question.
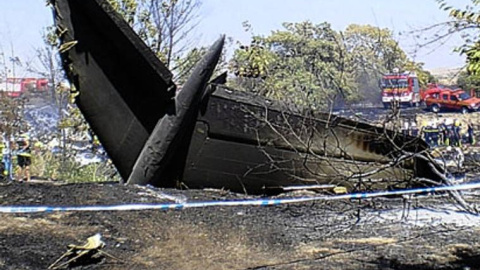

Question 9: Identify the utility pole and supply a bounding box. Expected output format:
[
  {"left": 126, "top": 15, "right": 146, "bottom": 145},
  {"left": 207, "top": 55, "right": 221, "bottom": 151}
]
[
  {"left": 0, "top": 52, "right": 7, "bottom": 91},
  {"left": 10, "top": 43, "right": 15, "bottom": 82}
]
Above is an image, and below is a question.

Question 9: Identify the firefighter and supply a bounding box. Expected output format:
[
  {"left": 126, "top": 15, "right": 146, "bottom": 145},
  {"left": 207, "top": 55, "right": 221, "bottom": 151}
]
[
  {"left": 402, "top": 121, "right": 410, "bottom": 136},
  {"left": 431, "top": 121, "right": 440, "bottom": 147},
  {"left": 410, "top": 121, "right": 419, "bottom": 137},
  {"left": 453, "top": 119, "right": 462, "bottom": 147},
  {"left": 444, "top": 119, "right": 455, "bottom": 146},
  {"left": 467, "top": 122, "right": 476, "bottom": 145},
  {"left": 16, "top": 133, "right": 31, "bottom": 182},
  {"left": 422, "top": 121, "right": 440, "bottom": 147},
  {"left": 437, "top": 119, "right": 447, "bottom": 146},
  {"left": 421, "top": 121, "right": 430, "bottom": 143},
  {"left": 1, "top": 136, "right": 13, "bottom": 181}
]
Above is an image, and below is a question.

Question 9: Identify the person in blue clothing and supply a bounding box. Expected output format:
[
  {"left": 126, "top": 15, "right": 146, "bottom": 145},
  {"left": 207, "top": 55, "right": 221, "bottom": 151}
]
[
  {"left": 467, "top": 121, "right": 476, "bottom": 145},
  {"left": 422, "top": 122, "right": 440, "bottom": 147},
  {"left": 437, "top": 119, "right": 447, "bottom": 146},
  {"left": 444, "top": 119, "right": 455, "bottom": 146},
  {"left": 410, "top": 122, "right": 419, "bottom": 137},
  {"left": 453, "top": 119, "right": 462, "bottom": 147},
  {"left": 0, "top": 135, "right": 14, "bottom": 181}
]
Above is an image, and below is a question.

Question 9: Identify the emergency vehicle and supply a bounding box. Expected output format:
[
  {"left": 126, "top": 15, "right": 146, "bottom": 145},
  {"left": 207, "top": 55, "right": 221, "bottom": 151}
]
[
  {"left": 380, "top": 71, "right": 421, "bottom": 108},
  {"left": 1, "top": 78, "right": 49, "bottom": 98},
  {"left": 425, "top": 89, "right": 480, "bottom": 114}
]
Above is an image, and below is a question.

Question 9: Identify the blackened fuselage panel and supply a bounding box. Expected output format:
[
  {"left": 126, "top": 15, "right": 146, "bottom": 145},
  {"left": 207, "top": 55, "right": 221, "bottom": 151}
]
[{"left": 53, "top": 0, "right": 176, "bottom": 178}]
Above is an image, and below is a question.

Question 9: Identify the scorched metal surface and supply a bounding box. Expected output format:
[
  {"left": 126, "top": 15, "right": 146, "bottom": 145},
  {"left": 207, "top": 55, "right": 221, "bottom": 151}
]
[{"left": 52, "top": 0, "right": 441, "bottom": 194}]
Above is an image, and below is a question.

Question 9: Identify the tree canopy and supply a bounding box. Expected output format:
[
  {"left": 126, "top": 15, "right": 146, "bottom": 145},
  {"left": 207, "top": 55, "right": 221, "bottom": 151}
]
[
  {"left": 230, "top": 22, "right": 356, "bottom": 108},
  {"left": 107, "top": 0, "right": 201, "bottom": 75},
  {"left": 344, "top": 24, "right": 407, "bottom": 104},
  {"left": 229, "top": 22, "right": 432, "bottom": 109},
  {"left": 436, "top": 0, "right": 480, "bottom": 74},
  {"left": 75, "top": 2, "right": 438, "bottom": 109}
]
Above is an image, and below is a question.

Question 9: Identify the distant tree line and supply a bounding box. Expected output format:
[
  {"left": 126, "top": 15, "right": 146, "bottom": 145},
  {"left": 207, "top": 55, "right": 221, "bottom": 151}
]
[
  {"left": 229, "top": 22, "right": 436, "bottom": 109},
  {"left": 106, "top": 1, "right": 438, "bottom": 110}
]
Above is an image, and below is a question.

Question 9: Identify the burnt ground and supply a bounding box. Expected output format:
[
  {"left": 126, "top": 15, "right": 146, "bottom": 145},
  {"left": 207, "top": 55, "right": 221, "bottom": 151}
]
[{"left": 0, "top": 181, "right": 480, "bottom": 270}]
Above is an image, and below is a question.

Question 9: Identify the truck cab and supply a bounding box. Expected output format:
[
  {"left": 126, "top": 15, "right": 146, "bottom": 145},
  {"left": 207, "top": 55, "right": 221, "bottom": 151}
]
[{"left": 425, "top": 89, "right": 480, "bottom": 113}]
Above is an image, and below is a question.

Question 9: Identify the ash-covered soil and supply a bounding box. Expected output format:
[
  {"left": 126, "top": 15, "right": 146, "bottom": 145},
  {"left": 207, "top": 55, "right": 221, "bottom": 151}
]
[{"left": 0, "top": 181, "right": 480, "bottom": 270}]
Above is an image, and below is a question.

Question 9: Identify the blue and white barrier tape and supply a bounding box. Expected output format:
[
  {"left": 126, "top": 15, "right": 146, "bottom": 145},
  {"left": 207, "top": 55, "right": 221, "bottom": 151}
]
[{"left": 1, "top": 182, "right": 480, "bottom": 214}]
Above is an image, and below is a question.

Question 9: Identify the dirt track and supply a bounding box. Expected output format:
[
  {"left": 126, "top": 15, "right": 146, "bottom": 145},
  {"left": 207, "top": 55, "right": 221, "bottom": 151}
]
[{"left": 1, "top": 181, "right": 480, "bottom": 270}]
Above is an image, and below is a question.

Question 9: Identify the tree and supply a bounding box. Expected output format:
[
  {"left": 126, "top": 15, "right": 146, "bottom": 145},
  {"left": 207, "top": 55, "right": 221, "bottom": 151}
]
[
  {"left": 26, "top": 27, "right": 66, "bottom": 105},
  {"left": 345, "top": 24, "right": 407, "bottom": 73},
  {"left": 344, "top": 25, "right": 435, "bottom": 103},
  {"left": 426, "top": 1, "right": 480, "bottom": 92},
  {"left": 344, "top": 24, "right": 409, "bottom": 103},
  {"left": 457, "top": 70, "right": 480, "bottom": 90},
  {"left": 435, "top": 0, "right": 480, "bottom": 74},
  {"left": 403, "top": 61, "right": 437, "bottom": 87},
  {"left": 173, "top": 45, "right": 229, "bottom": 85},
  {"left": 0, "top": 42, "right": 30, "bottom": 138},
  {"left": 230, "top": 21, "right": 357, "bottom": 110},
  {"left": 107, "top": 0, "right": 202, "bottom": 76},
  {"left": 230, "top": 22, "right": 432, "bottom": 108}
]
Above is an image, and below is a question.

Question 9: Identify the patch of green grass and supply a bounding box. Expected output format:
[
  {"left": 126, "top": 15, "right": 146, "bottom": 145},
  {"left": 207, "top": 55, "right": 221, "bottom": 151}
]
[{"left": 30, "top": 151, "right": 120, "bottom": 183}]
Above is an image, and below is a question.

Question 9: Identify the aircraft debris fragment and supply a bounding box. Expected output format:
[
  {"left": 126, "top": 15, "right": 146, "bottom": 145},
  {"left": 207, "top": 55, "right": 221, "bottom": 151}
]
[{"left": 52, "top": 0, "right": 443, "bottom": 194}]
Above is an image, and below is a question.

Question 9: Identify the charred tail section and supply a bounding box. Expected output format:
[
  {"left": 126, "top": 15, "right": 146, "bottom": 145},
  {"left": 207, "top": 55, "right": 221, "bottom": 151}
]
[
  {"left": 52, "top": 0, "right": 176, "bottom": 179},
  {"left": 127, "top": 36, "right": 225, "bottom": 186},
  {"left": 53, "top": 0, "right": 443, "bottom": 194}
]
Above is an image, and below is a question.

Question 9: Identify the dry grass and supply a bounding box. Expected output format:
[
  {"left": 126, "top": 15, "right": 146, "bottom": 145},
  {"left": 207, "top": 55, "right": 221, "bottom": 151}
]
[
  {"left": 422, "top": 253, "right": 459, "bottom": 265},
  {"left": 0, "top": 214, "right": 98, "bottom": 238},
  {"left": 298, "top": 245, "right": 344, "bottom": 256},
  {"left": 130, "top": 222, "right": 285, "bottom": 270},
  {"left": 447, "top": 243, "right": 474, "bottom": 252},
  {"left": 335, "top": 237, "right": 397, "bottom": 245}
]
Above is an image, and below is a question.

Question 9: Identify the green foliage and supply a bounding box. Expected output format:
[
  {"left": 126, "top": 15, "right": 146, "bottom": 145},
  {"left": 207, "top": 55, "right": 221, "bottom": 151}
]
[
  {"left": 173, "top": 45, "right": 228, "bottom": 85},
  {"left": 31, "top": 151, "right": 119, "bottom": 183},
  {"left": 107, "top": 0, "right": 139, "bottom": 24},
  {"left": 404, "top": 61, "right": 437, "bottom": 87},
  {"left": 457, "top": 70, "right": 480, "bottom": 90},
  {"left": 344, "top": 24, "right": 409, "bottom": 103},
  {"left": 230, "top": 21, "right": 357, "bottom": 109},
  {"left": 107, "top": 0, "right": 201, "bottom": 74},
  {"left": 230, "top": 22, "right": 431, "bottom": 108},
  {"left": 437, "top": 0, "right": 480, "bottom": 75},
  {"left": 0, "top": 46, "right": 29, "bottom": 137},
  {"left": 0, "top": 96, "right": 27, "bottom": 136},
  {"left": 345, "top": 24, "right": 407, "bottom": 73}
]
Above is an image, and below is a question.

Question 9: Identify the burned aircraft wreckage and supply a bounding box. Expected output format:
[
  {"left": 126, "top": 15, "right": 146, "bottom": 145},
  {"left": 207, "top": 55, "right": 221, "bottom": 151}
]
[{"left": 52, "top": 0, "right": 443, "bottom": 194}]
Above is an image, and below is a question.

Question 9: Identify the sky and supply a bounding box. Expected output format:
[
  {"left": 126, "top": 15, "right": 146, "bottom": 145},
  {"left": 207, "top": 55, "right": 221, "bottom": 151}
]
[{"left": 0, "top": 0, "right": 474, "bottom": 76}]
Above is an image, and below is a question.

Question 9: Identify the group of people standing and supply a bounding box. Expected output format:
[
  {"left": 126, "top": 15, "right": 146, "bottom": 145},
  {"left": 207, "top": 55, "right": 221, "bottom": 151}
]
[
  {"left": 0, "top": 133, "right": 32, "bottom": 182},
  {"left": 420, "top": 119, "right": 475, "bottom": 147}
]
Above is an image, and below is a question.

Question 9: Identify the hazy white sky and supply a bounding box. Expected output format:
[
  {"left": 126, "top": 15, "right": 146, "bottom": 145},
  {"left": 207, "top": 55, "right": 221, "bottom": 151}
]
[{"left": 0, "top": 0, "right": 473, "bottom": 76}]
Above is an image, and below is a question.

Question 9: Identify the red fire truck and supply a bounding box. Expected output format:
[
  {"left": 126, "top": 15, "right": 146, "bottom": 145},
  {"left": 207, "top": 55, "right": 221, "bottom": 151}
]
[
  {"left": 380, "top": 72, "right": 421, "bottom": 108},
  {"left": 1, "top": 78, "right": 49, "bottom": 97}
]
